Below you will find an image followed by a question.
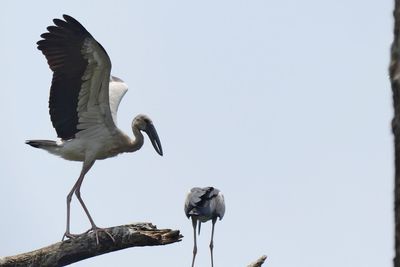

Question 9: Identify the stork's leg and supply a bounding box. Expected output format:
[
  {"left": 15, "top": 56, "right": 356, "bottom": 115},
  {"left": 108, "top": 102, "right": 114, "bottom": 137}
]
[
  {"left": 191, "top": 217, "right": 198, "bottom": 267},
  {"left": 74, "top": 160, "right": 115, "bottom": 244},
  {"left": 210, "top": 218, "right": 217, "bottom": 267},
  {"left": 62, "top": 160, "right": 95, "bottom": 241}
]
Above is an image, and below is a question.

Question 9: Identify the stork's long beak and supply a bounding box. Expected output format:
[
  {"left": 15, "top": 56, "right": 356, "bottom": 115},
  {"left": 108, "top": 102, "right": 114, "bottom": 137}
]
[{"left": 145, "top": 123, "right": 163, "bottom": 156}]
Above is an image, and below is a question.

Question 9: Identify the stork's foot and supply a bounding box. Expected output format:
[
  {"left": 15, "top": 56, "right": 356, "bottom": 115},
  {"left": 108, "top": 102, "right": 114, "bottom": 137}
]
[
  {"left": 89, "top": 226, "right": 116, "bottom": 245},
  {"left": 62, "top": 227, "right": 115, "bottom": 244},
  {"left": 62, "top": 231, "right": 86, "bottom": 241}
]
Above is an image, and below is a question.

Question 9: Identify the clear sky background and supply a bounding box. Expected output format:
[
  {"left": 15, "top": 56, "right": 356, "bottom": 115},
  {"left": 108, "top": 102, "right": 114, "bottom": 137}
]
[{"left": 0, "top": 1, "right": 394, "bottom": 266}]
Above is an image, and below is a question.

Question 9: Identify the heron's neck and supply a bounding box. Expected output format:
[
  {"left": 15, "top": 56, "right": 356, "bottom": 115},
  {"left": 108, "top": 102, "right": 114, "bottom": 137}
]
[{"left": 127, "top": 127, "right": 144, "bottom": 152}]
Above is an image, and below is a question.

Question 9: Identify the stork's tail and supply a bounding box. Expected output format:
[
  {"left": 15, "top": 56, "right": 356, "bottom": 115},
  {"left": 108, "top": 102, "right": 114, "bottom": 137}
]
[{"left": 25, "top": 140, "right": 58, "bottom": 149}]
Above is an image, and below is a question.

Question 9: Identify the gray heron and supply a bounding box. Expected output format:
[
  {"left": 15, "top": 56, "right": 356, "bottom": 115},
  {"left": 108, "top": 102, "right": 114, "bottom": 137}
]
[
  {"left": 184, "top": 187, "right": 225, "bottom": 267},
  {"left": 26, "top": 15, "right": 163, "bottom": 243}
]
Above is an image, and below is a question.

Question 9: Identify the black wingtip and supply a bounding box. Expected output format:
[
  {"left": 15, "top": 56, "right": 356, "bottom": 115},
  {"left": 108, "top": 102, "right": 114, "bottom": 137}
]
[
  {"left": 52, "top": 18, "right": 67, "bottom": 27},
  {"left": 62, "top": 15, "right": 84, "bottom": 27},
  {"left": 62, "top": 14, "right": 76, "bottom": 22}
]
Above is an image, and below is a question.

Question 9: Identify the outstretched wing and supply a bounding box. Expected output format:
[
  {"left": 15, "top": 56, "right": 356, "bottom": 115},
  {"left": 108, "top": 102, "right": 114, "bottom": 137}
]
[
  {"left": 109, "top": 76, "right": 128, "bottom": 126},
  {"left": 37, "top": 14, "right": 116, "bottom": 140}
]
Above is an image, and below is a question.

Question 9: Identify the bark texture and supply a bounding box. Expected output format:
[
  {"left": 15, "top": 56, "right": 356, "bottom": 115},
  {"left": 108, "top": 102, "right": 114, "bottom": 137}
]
[
  {"left": 392, "top": 1, "right": 400, "bottom": 266},
  {"left": 0, "top": 223, "right": 181, "bottom": 267}
]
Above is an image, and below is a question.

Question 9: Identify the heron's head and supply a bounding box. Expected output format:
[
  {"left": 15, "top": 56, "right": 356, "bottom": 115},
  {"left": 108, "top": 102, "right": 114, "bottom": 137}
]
[{"left": 133, "top": 114, "right": 163, "bottom": 156}]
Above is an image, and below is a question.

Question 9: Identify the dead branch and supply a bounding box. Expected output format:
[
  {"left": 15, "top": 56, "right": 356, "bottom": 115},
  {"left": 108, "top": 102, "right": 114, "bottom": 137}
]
[
  {"left": 247, "top": 255, "right": 267, "bottom": 267},
  {"left": 0, "top": 223, "right": 182, "bottom": 267}
]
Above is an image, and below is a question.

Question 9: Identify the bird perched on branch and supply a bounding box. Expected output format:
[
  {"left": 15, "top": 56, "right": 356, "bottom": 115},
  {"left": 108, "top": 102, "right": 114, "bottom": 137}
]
[
  {"left": 26, "top": 14, "right": 163, "bottom": 244},
  {"left": 184, "top": 187, "right": 225, "bottom": 267}
]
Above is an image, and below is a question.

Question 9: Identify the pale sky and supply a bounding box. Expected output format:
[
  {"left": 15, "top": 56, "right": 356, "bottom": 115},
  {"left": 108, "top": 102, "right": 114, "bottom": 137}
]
[{"left": 0, "top": 1, "right": 394, "bottom": 266}]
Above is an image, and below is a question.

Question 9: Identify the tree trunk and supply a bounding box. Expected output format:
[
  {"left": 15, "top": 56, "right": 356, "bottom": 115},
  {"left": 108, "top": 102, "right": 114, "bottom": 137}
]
[{"left": 391, "top": 1, "right": 400, "bottom": 266}]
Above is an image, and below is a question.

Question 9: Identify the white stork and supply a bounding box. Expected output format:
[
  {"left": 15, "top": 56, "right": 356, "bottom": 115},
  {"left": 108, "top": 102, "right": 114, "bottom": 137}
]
[
  {"left": 184, "top": 187, "right": 226, "bottom": 267},
  {"left": 26, "top": 15, "right": 163, "bottom": 243}
]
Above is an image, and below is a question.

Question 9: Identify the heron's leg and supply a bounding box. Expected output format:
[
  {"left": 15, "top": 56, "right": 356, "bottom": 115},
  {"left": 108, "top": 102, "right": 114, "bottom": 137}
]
[
  {"left": 74, "top": 160, "right": 115, "bottom": 244},
  {"left": 62, "top": 160, "right": 95, "bottom": 241},
  {"left": 191, "top": 217, "right": 198, "bottom": 267},
  {"left": 210, "top": 218, "right": 217, "bottom": 267}
]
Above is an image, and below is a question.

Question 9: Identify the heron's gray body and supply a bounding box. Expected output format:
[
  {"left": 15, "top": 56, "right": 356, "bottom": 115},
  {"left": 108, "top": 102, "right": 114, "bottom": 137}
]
[
  {"left": 184, "top": 187, "right": 225, "bottom": 267},
  {"left": 185, "top": 187, "right": 225, "bottom": 223}
]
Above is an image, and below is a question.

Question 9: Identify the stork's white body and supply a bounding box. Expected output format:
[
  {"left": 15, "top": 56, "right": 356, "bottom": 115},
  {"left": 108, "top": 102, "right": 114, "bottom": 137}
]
[{"left": 47, "top": 129, "right": 131, "bottom": 161}]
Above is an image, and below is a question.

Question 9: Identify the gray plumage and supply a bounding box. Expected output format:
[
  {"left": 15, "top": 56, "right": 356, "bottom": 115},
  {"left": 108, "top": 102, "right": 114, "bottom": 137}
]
[
  {"left": 184, "top": 187, "right": 225, "bottom": 267},
  {"left": 184, "top": 187, "right": 225, "bottom": 224}
]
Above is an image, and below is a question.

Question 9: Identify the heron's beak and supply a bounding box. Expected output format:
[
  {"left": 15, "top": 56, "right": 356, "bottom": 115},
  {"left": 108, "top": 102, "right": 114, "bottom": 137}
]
[{"left": 145, "top": 123, "right": 163, "bottom": 156}]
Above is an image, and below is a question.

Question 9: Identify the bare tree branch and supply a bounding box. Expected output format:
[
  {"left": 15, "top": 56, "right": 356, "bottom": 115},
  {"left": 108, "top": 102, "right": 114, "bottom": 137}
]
[
  {"left": 0, "top": 223, "right": 182, "bottom": 267},
  {"left": 391, "top": 1, "right": 400, "bottom": 267},
  {"left": 247, "top": 255, "right": 267, "bottom": 267}
]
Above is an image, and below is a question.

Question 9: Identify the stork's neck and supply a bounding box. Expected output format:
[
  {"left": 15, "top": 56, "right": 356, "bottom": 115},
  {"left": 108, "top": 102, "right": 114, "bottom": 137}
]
[{"left": 126, "top": 126, "right": 144, "bottom": 152}]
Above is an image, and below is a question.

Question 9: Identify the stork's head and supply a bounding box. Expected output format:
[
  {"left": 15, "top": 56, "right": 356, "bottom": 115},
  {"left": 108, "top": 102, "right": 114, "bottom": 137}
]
[{"left": 132, "top": 114, "right": 163, "bottom": 156}]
